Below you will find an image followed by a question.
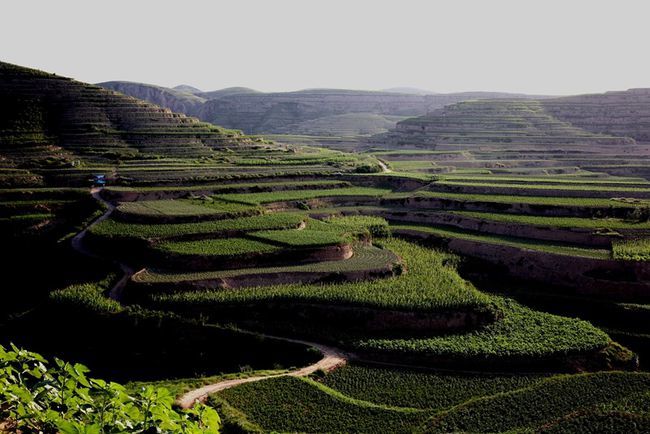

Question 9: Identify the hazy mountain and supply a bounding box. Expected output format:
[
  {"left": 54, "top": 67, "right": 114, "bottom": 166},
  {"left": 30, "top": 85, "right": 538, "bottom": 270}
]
[
  {"left": 96, "top": 81, "right": 549, "bottom": 135},
  {"left": 173, "top": 84, "right": 203, "bottom": 94}
]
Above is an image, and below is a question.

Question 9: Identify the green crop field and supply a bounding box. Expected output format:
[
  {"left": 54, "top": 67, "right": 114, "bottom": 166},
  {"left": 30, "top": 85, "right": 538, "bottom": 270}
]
[
  {"left": 135, "top": 243, "right": 400, "bottom": 284},
  {"left": 105, "top": 179, "right": 350, "bottom": 193},
  {"left": 392, "top": 223, "right": 612, "bottom": 259},
  {"left": 393, "top": 191, "right": 645, "bottom": 208},
  {"left": 435, "top": 180, "right": 650, "bottom": 194},
  {"left": 116, "top": 198, "right": 260, "bottom": 218},
  {"left": 319, "top": 364, "right": 548, "bottom": 410},
  {"left": 213, "top": 370, "right": 650, "bottom": 433},
  {"left": 250, "top": 229, "right": 347, "bottom": 247},
  {"left": 214, "top": 187, "right": 391, "bottom": 205},
  {"left": 157, "top": 237, "right": 280, "bottom": 256},
  {"left": 613, "top": 237, "right": 650, "bottom": 261},
  {"left": 4, "top": 57, "right": 650, "bottom": 434},
  {"left": 446, "top": 210, "right": 650, "bottom": 230},
  {"left": 424, "top": 372, "right": 650, "bottom": 433},
  {"left": 90, "top": 212, "right": 306, "bottom": 240},
  {"left": 352, "top": 298, "right": 612, "bottom": 360},
  {"left": 213, "top": 376, "right": 430, "bottom": 433},
  {"left": 148, "top": 239, "right": 492, "bottom": 313}
]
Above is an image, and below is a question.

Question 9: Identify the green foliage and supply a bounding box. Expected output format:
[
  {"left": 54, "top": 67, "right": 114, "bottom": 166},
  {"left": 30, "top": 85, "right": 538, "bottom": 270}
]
[
  {"left": 214, "top": 376, "right": 429, "bottom": 433},
  {"left": 424, "top": 372, "right": 650, "bottom": 433},
  {"left": 448, "top": 210, "right": 650, "bottom": 229},
  {"left": 250, "top": 229, "right": 346, "bottom": 247},
  {"left": 319, "top": 364, "right": 547, "bottom": 410},
  {"left": 392, "top": 223, "right": 612, "bottom": 259},
  {"left": 397, "top": 190, "right": 643, "bottom": 208},
  {"left": 149, "top": 239, "right": 491, "bottom": 313},
  {"left": 116, "top": 198, "right": 260, "bottom": 218},
  {"left": 158, "top": 238, "right": 280, "bottom": 256},
  {"left": 324, "top": 215, "right": 391, "bottom": 238},
  {"left": 49, "top": 282, "right": 122, "bottom": 314},
  {"left": 354, "top": 299, "right": 611, "bottom": 360},
  {"left": 613, "top": 237, "right": 650, "bottom": 261},
  {"left": 138, "top": 244, "right": 399, "bottom": 284},
  {"left": 436, "top": 180, "right": 650, "bottom": 194},
  {"left": 214, "top": 187, "right": 390, "bottom": 205},
  {"left": 90, "top": 212, "right": 305, "bottom": 240},
  {"left": 106, "top": 179, "right": 349, "bottom": 193},
  {"left": 0, "top": 344, "right": 221, "bottom": 433}
]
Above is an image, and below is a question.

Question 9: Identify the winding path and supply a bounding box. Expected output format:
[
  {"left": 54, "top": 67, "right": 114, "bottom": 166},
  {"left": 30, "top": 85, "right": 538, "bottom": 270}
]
[
  {"left": 70, "top": 187, "right": 134, "bottom": 300},
  {"left": 176, "top": 334, "right": 350, "bottom": 409},
  {"left": 71, "top": 188, "right": 352, "bottom": 409},
  {"left": 377, "top": 159, "right": 392, "bottom": 173}
]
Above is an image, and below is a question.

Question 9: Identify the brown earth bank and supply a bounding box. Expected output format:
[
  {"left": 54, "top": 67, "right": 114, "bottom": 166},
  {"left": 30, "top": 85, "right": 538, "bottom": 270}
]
[
  {"left": 136, "top": 298, "right": 499, "bottom": 334},
  {"left": 382, "top": 195, "right": 637, "bottom": 218},
  {"left": 112, "top": 207, "right": 263, "bottom": 224},
  {"left": 264, "top": 196, "right": 383, "bottom": 211},
  {"left": 393, "top": 229, "right": 650, "bottom": 302},
  {"left": 100, "top": 180, "right": 353, "bottom": 202},
  {"left": 336, "top": 174, "right": 430, "bottom": 191},
  {"left": 149, "top": 243, "right": 353, "bottom": 271},
  {"left": 128, "top": 257, "right": 401, "bottom": 294},
  {"left": 429, "top": 182, "right": 650, "bottom": 199},
  {"left": 376, "top": 209, "right": 618, "bottom": 247}
]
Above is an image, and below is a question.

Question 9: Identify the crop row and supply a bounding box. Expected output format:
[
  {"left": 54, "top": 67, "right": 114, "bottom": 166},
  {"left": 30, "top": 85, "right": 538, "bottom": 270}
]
[
  {"left": 115, "top": 198, "right": 260, "bottom": 218},
  {"left": 104, "top": 179, "right": 350, "bottom": 193},
  {"left": 214, "top": 370, "right": 650, "bottom": 433},
  {"left": 425, "top": 371, "right": 650, "bottom": 432},
  {"left": 353, "top": 299, "right": 611, "bottom": 360},
  {"left": 391, "top": 223, "right": 612, "bottom": 259},
  {"left": 319, "top": 364, "right": 547, "bottom": 411},
  {"left": 136, "top": 243, "right": 399, "bottom": 284},
  {"left": 250, "top": 229, "right": 346, "bottom": 247},
  {"left": 613, "top": 238, "right": 650, "bottom": 261},
  {"left": 439, "top": 174, "right": 650, "bottom": 186},
  {"left": 214, "top": 187, "right": 391, "bottom": 205},
  {"left": 393, "top": 191, "right": 643, "bottom": 208},
  {"left": 446, "top": 210, "right": 650, "bottom": 230},
  {"left": 434, "top": 180, "right": 650, "bottom": 194},
  {"left": 147, "top": 239, "right": 492, "bottom": 313},
  {"left": 89, "top": 212, "right": 305, "bottom": 240},
  {"left": 213, "top": 376, "right": 429, "bottom": 433},
  {"left": 157, "top": 237, "right": 280, "bottom": 257}
]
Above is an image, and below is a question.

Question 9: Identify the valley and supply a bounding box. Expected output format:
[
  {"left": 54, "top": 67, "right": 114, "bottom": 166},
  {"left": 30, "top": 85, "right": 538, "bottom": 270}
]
[{"left": 2, "top": 60, "right": 650, "bottom": 433}]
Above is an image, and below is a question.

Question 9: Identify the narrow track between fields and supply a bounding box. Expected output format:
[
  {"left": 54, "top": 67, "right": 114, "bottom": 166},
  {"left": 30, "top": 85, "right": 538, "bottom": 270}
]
[{"left": 70, "top": 187, "right": 134, "bottom": 301}]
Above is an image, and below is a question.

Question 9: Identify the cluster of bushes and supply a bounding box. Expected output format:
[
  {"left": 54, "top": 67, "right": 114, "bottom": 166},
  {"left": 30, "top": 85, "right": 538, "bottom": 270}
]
[{"left": 0, "top": 344, "right": 221, "bottom": 433}]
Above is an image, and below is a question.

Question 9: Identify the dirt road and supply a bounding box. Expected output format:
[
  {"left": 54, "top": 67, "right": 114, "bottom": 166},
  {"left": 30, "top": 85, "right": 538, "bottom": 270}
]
[
  {"left": 70, "top": 188, "right": 134, "bottom": 301},
  {"left": 177, "top": 335, "right": 349, "bottom": 409}
]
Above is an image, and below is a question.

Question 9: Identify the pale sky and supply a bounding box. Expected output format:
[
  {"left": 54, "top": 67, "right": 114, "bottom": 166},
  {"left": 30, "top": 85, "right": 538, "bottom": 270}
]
[{"left": 2, "top": 0, "right": 650, "bottom": 95}]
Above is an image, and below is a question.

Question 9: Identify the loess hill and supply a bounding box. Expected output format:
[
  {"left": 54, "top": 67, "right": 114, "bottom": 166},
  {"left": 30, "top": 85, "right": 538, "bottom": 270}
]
[
  {"left": 98, "top": 80, "right": 545, "bottom": 135},
  {"left": 2, "top": 61, "right": 650, "bottom": 433}
]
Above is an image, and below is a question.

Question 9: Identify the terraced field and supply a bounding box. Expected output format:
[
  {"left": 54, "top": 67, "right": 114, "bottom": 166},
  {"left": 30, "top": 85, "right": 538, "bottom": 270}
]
[{"left": 3, "top": 61, "right": 650, "bottom": 433}]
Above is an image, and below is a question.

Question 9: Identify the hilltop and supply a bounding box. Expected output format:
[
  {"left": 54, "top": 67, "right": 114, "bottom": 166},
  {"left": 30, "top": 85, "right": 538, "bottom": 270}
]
[
  {"left": 97, "top": 80, "right": 545, "bottom": 135},
  {"left": 0, "top": 61, "right": 258, "bottom": 186}
]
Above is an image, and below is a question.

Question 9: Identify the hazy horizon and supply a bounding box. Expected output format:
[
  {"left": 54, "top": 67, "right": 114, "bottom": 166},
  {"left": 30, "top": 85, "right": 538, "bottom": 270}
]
[{"left": 3, "top": 0, "right": 650, "bottom": 96}]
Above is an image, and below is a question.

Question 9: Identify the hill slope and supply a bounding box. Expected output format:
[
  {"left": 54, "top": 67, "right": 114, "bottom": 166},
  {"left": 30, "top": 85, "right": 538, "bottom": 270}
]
[
  {"left": 97, "top": 81, "right": 206, "bottom": 115},
  {"left": 0, "top": 62, "right": 253, "bottom": 177},
  {"left": 96, "top": 80, "right": 544, "bottom": 135},
  {"left": 542, "top": 88, "right": 650, "bottom": 143}
]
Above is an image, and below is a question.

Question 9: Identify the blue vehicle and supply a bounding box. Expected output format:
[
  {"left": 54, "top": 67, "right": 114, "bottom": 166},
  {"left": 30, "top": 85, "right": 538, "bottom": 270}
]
[{"left": 91, "top": 174, "right": 107, "bottom": 187}]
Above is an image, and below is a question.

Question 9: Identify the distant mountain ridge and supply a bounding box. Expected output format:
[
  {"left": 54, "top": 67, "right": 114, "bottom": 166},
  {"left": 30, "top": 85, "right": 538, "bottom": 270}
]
[
  {"left": 97, "top": 81, "right": 546, "bottom": 135},
  {"left": 376, "top": 88, "right": 650, "bottom": 147}
]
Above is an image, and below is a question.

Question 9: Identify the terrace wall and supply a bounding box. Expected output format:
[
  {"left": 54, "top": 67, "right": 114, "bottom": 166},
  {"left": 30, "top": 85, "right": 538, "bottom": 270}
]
[
  {"left": 382, "top": 196, "right": 634, "bottom": 218},
  {"left": 378, "top": 210, "right": 617, "bottom": 247},
  {"left": 394, "top": 229, "right": 650, "bottom": 301}
]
